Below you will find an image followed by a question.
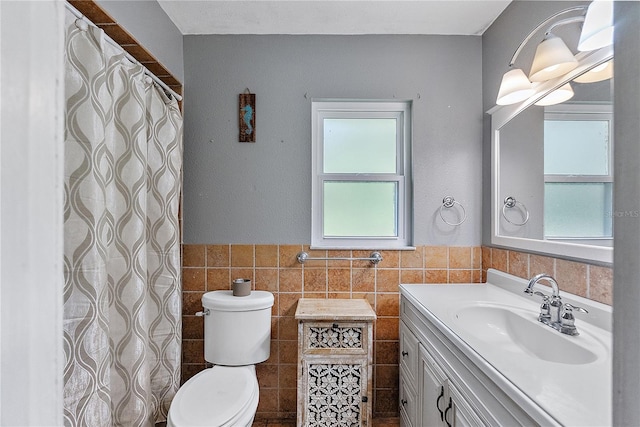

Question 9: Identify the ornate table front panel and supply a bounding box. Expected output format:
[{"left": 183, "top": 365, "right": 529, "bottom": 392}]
[{"left": 301, "top": 358, "right": 368, "bottom": 427}]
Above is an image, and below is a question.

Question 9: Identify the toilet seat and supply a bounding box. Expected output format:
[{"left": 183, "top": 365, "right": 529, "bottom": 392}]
[{"left": 167, "top": 365, "right": 259, "bottom": 427}]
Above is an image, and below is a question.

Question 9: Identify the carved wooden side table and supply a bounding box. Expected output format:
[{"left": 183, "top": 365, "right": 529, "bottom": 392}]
[{"left": 295, "top": 298, "right": 376, "bottom": 427}]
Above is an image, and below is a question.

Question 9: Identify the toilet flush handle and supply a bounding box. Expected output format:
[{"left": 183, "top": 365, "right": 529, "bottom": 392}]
[{"left": 195, "top": 309, "right": 210, "bottom": 317}]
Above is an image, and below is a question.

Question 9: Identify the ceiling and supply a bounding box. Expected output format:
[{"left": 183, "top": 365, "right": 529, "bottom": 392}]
[{"left": 158, "top": 0, "right": 512, "bottom": 36}]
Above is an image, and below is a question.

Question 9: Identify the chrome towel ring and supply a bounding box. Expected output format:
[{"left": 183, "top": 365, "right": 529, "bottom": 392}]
[
  {"left": 439, "top": 196, "right": 467, "bottom": 226},
  {"left": 502, "top": 196, "right": 530, "bottom": 226}
]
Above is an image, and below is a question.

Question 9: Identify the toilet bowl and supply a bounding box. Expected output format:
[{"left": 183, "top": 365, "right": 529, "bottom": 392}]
[
  {"left": 167, "top": 365, "right": 259, "bottom": 427},
  {"left": 167, "top": 290, "right": 274, "bottom": 427}
]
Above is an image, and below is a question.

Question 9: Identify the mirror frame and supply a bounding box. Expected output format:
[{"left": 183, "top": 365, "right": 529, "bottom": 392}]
[{"left": 489, "top": 45, "right": 614, "bottom": 264}]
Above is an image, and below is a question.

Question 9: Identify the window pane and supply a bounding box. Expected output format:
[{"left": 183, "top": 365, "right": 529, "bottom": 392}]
[
  {"left": 544, "top": 120, "right": 610, "bottom": 175},
  {"left": 323, "top": 181, "right": 397, "bottom": 237},
  {"left": 323, "top": 118, "right": 397, "bottom": 173},
  {"left": 544, "top": 183, "right": 613, "bottom": 238}
]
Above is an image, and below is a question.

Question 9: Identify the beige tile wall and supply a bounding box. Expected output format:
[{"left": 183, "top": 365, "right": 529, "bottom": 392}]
[
  {"left": 181, "top": 244, "right": 612, "bottom": 420},
  {"left": 481, "top": 246, "right": 613, "bottom": 305},
  {"left": 181, "top": 244, "right": 483, "bottom": 420}
]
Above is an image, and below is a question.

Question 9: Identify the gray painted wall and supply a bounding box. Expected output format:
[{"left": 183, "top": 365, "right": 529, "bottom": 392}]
[
  {"left": 96, "top": 0, "right": 184, "bottom": 82},
  {"left": 613, "top": 2, "right": 640, "bottom": 425},
  {"left": 182, "top": 35, "right": 483, "bottom": 245}
]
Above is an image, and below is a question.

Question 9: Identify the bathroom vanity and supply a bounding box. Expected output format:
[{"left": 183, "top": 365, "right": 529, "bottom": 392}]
[
  {"left": 399, "top": 269, "right": 611, "bottom": 427},
  {"left": 295, "top": 298, "right": 376, "bottom": 427}
]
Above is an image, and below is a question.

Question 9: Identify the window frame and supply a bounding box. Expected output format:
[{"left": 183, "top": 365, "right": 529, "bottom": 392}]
[
  {"left": 543, "top": 104, "right": 613, "bottom": 240},
  {"left": 311, "top": 100, "right": 413, "bottom": 249}
]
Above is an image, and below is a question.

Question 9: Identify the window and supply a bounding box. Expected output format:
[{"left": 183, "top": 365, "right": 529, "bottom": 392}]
[
  {"left": 311, "top": 101, "right": 412, "bottom": 249},
  {"left": 543, "top": 104, "right": 613, "bottom": 239}
]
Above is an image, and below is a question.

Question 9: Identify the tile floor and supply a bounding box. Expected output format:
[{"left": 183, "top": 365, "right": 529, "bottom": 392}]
[{"left": 251, "top": 418, "right": 400, "bottom": 426}]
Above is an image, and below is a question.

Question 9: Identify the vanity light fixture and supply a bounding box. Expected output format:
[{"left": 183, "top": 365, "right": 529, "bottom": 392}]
[
  {"left": 578, "top": 0, "right": 614, "bottom": 51},
  {"left": 496, "top": 69, "right": 535, "bottom": 105},
  {"left": 573, "top": 59, "right": 613, "bottom": 83},
  {"left": 528, "top": 34, "right": 578, "bottom": 82},
  {"left": 534, "top": 83, "right": 575, "bottom": 106},
  {"left": 496, "top": 2, "right": 614, "bottom": 106}
]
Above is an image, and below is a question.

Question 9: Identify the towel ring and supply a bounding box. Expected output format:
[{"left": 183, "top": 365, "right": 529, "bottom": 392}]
[
  {"left": 439, "top": 196, "right": 466, "bottom": 226},
  {"left": 502, "top": 196, "right": 530, "bottom": 226}
]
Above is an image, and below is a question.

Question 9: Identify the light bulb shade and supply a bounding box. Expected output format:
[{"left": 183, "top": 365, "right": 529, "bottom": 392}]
[
  {"left": 578, "top": 0, "right": 614, "bottom": 51},
  {"left": 496, "top": 68, "right": 535, "bottom": 105},
  {"left": 529, "top": 34, "right": 579, "bottom": 82},
  {"left": 534, "top": 83, "right": 575, "bottom": 106},
  {"left": 573, "top": 59, "right": 613, "bottom": 83}
]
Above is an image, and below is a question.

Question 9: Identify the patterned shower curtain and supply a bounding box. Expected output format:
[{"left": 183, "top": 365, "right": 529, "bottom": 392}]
[{"left": 62, "top": 10, "right": 183, "bottom": 427}]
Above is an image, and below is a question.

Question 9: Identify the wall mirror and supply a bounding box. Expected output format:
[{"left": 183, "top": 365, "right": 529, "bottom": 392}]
[{"left": 490, "top": 45, "right": 614, "bottom": 264}]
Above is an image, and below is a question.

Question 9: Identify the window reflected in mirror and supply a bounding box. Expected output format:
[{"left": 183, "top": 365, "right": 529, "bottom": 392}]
[
  {"left": 543, "top": 105, "right": 613, "bottom": 241},
  {"left": 495, "top": 76, "right": 613, "bottom": 251}
]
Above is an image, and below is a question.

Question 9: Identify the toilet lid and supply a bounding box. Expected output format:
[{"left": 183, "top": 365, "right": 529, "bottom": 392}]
[{"left": 169, "top": 365, "right": 258, "bottom": 427}]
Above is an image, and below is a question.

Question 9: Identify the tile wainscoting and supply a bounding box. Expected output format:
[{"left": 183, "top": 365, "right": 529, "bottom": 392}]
[
  {"left": 181, "top": 244, "right": 612, "bottom": 420},
  {"left": 481, "top": 246, "right": 613, "bottom": 306}
]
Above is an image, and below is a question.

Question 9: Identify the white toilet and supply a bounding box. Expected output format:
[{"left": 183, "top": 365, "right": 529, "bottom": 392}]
[{"left": 168, "top": 290, "right": 274, "bottom": 427}]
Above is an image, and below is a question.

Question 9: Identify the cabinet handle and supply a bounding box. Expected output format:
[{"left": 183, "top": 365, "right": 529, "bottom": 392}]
[
  {"left": 444, "top": 397, "right": 453, "bottom": 427},
  {"left": 401, "top": 350, "right": 409, "bottom": 357},
  {"left": 401, "top": 399, "right": 408, "bottom": 406},
  {"left": 436, "top": 385, "right": 445, "bottom": 421}
]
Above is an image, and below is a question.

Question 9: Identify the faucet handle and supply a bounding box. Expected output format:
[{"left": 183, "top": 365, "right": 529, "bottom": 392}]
[
  {"left": 532, "top": 291, "right": 549, "bottom": 299},
  {"left": 532, "top": 291, "right": 551, "bottom": 323},
  {"left": 559, "top": 303, "right": 588, "bottom": 336},
  {"left": 563, "top": 303, "right": 588, "bottom": 314}
]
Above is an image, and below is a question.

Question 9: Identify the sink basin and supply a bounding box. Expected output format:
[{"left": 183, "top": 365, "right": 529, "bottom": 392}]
[{"left": 453, "top": 303, "right": 598, "bottom": 365}]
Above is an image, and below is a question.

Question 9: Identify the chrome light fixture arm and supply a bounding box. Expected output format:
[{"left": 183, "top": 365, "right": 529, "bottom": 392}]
[{"left": 508, "top": 6, "right": 587, "bottom": 67}]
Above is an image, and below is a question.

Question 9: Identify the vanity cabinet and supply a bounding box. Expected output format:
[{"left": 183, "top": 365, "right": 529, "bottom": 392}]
[
  {"left": 295, "top": 299, "right": 376, "bottom": 427},
  {"left": 401, "top": 320, "right": 484, "bottom": 427},
  {"left": 400, "top": 295, "right": 546, "bottom": 427}
]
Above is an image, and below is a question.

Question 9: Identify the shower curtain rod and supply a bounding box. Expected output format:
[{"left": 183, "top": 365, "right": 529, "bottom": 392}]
[{"left": 65, "top": 2, "right": 183, "bottom": 102}]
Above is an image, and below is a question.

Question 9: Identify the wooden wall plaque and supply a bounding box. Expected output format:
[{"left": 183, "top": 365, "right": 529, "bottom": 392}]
[{"left": 239, "top": 92, "right": 256, "bottom": 142}]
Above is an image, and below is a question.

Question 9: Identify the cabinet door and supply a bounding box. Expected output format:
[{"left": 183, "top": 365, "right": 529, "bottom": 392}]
[
  {"left": 419, "top": 344, "right": 448, "bottom": 427},
  {"left": 448, "top": 382, "right": 486, "bottom": 427},
  {"left": 399, "top": 371, "right": 417, "bottom": 427},
  {"left": 400, "top": 320, "right": 420, "bottom": 385},
  {"left": 300, "top": 357, "right": 369, "bottom": 427}
]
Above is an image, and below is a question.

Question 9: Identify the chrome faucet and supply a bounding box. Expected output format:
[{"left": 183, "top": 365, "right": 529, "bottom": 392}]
[
  {"left": 525, "top": 273, "right": 559, "bottom": 297},
  {"left": 525, "top": 273, "right": 588, "bottom": 336}
]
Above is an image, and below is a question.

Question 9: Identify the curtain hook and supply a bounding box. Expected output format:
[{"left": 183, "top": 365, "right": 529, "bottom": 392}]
[{"left": 75, "top": 18, "right": 89, "bottom": 31}]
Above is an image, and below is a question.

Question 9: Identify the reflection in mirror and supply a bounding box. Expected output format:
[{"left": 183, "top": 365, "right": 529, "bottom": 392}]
[
  {"left": 498, "top": 77, "right": 612, "bottom": 247},
  {"left": 491, "top": 45, "right": 614, "bottom": 264}
]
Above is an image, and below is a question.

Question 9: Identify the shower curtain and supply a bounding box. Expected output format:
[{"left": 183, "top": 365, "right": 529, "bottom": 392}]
[{"left": 62, "top": 11, "right": 183, "bottom": 427}]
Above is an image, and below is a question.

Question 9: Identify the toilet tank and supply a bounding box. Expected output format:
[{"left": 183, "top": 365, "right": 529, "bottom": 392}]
[{"left": 201, "top": 290, "right": 274, "bottom": 366}]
